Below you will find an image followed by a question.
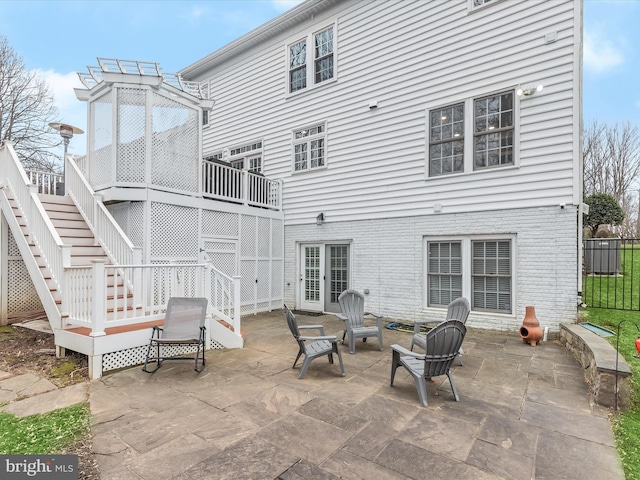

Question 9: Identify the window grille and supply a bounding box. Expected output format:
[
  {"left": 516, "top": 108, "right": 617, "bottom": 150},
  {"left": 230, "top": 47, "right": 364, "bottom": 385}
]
[
  {"left": 472, "top": 240, "right": 512, "bottom": 313},
  {"left": 293, "top": 123, "right": 326, "bottom": 172},
  {"left": 429, "top": 103, "right": 464, "bottom": 176},
  {"left": 428, "top": 242, "right": 463, "bottom": 307},
  {"left": 473, "top": 91, "right": 514, "bottom": 170}
]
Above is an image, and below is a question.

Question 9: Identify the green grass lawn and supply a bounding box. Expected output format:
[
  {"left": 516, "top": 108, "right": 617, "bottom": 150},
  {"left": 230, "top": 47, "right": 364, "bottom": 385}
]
[
  {"left": 580, "top": 308, "right": 640, "bottom": 480},
  {"left": 0, "top": 403, "right": 90, "bottom": 455},
  {"left": 583, "top": 243, "right": 640, "bottom": 310}
]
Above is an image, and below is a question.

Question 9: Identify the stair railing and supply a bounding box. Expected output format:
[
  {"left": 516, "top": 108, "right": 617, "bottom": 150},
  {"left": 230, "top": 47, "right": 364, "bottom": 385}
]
[
  {"left": 0, "top": 142, "right": 71, "bottom": 300},
  {"left": 65, "top": 155, "right": 142, "bottom": 268}
]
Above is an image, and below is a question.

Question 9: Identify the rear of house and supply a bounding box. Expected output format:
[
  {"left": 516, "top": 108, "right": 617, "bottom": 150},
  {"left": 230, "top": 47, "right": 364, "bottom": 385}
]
[{"left": 181, "top": 0, "right": 583, "bottom": 334}]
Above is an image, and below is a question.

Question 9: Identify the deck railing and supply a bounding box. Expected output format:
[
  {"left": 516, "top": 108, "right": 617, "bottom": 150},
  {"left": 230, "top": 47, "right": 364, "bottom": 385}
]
[
  {"left": 26, "top": 170, "right": 63, "bottom": 195},
  {"left": 202, "top": 159, "right": 281, "bottom": 210},
  {"left": 64, "top": 262, "right": 241, "bottom": 337}
]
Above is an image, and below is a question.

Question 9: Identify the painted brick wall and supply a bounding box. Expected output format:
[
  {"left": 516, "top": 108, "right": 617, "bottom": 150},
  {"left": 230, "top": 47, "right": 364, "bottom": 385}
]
[{"left": 284, "top": 205, "right": 578, "bottom": 333}]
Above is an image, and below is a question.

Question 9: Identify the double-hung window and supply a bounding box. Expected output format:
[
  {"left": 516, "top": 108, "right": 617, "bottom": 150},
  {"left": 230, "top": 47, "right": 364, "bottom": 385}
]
[
  {"left": 427, "top": 90, "right": 515, "bottom": 177},
  {"left": 288, "top": 25, "right": 335, "bottom": 94},
  {"left": 473, "top": 91, "right": 514, "bottom": 170},
  {"left": 293, "top": 123, "right": 326, "bottom": 172},
  {"left": 426, "top": 238, "right": 513, "bottom": 314},
  {"left": 429, "top": 104, "right": 464, "bottom": 176}
]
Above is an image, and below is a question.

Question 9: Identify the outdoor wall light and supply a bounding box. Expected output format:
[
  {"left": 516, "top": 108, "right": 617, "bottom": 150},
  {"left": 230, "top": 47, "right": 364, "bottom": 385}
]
[
  {"left": 316, "top": 213, "right": 325, "bottom": 226},
  {"left": 516, "top": 85, "right": 544, "bottom": 96}
]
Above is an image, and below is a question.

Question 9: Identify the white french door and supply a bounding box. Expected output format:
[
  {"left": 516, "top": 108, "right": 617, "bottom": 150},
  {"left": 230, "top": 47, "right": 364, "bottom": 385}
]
[{"left": 299, "top": 243, "right": 350, "bottom": 312}]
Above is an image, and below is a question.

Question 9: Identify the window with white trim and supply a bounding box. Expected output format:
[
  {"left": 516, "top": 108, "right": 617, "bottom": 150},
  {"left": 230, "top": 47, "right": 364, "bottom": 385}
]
[
  {"left": 427, "top": 242, "right": 462, "bottom": 306},
  {"left": 206, "top": 141, "right": 263, "bottom": 173},
  {"left": 429, "top": 103, "right": 464, "bottom": 176},
  {"left": 427, "top": 90, "right": 515, "bottom": 177},
  {"left": 473, "top": 91, "right": 514, "bottom": 170},
  {"left": 293, "top": 123, "right": 326, "bottom": 172},
  {"left": 473, "top": 0, "right": 494, "bottom": 6},
  {"left": 288, "top": 25, "right": 335, "bottom": 94},
  {"left": 426, "top": 237, "right": 513, "bottom": 314}
]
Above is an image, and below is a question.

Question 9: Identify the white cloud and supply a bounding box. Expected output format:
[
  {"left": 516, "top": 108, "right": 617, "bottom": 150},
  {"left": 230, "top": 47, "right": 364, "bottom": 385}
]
[{"left": 583, "top": 31, "right": 624, "bottom": 73}]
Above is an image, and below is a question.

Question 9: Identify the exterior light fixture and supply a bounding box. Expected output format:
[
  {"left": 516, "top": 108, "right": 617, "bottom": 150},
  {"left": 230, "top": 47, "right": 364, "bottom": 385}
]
[
  {"left": 49, "top": 122, "right": 84, "bottom": 195},
  {"left": 316, "top": 213, "right": 325, "bottom": 226},
  {"left": 516, "top": 85, "right": 544, "bottom": 96}
]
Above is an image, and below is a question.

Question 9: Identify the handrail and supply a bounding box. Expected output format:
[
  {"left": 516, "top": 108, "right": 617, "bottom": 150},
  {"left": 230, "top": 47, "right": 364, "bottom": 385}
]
[
  {"left": 65, "top": 262, "right": 242, "bottom": 337},
  {"left": 0, "top": 142, "right": 69, "bottom": 293},
  {"left": 25, "top": 169, "right": 63, "bottom": 195},
  {"left": 202, "top": 159, "right": 281, "bottom": 210},
  {"left": 66, "top": 155, "right": 141, "bottom": 268}
]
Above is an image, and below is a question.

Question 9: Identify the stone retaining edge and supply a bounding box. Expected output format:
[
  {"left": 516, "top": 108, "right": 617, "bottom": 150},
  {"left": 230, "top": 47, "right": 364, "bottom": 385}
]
[{"left": 559, "top": 322, "right": 631, "bottom": 410}]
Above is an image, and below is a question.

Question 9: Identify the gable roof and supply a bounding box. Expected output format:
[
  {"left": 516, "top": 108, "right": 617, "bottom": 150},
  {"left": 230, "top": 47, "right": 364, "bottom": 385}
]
[{"left": 179, "top": 0, "right": 340, "bottom": 79}]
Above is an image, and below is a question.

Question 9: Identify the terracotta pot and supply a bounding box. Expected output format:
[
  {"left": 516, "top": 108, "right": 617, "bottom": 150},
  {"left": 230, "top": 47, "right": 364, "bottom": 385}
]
[{"left": 520, "top": 305, "right": 543, "bottom": 346}]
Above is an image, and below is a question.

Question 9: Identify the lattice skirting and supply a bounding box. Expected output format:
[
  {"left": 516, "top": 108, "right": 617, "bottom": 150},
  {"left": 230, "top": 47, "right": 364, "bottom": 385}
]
[{"left": 101, "top": 337, "right": 225, "bottom": 373}]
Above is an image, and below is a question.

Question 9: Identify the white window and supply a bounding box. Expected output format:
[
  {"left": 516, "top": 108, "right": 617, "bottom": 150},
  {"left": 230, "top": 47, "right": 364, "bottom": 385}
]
[
  {"left": 427, "top": 90, "right": 516, "bottom": 177},
  {"left": 229, "top": 141, "right": 262, "bottom": 173},
  {"left": 293, "top": 123, "right": 326, "bottom": 172},
  {"left": 429, "top": 103, "right": 464, "bottom": 176},
  {"left": 426, "top": 237, "right": 513, "bottom": 314},
  {"left": 287, "top": 25, "right": 335, "bottom": 94},
  {"left": 473, "top": 0, "right": 493, "bottom": 6},
  {"left": 473, "top": 91, "right": 514, "bottom": 170}
]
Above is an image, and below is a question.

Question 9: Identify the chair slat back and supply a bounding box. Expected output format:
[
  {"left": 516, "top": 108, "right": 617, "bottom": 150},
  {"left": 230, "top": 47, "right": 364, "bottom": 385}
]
[
  {"left": 162, "top": 297, "right": 208, "bottom": 340},
  {"left": 284, "top": 305, "right": 307, "bottom": 350},
  {"left": 423, "top": 320, "right": 466, "bottom": 377},
  {"left": 338, "top": 289, "right": 365, "bottom": 328},
  {"left": 446, "top": 297, "right": 470, "bottom": 324}
]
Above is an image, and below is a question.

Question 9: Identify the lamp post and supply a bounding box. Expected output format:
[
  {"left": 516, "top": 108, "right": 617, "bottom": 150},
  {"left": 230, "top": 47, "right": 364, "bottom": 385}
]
[{"left": 49, "top": 122, "right": 84, "bottom": 195}]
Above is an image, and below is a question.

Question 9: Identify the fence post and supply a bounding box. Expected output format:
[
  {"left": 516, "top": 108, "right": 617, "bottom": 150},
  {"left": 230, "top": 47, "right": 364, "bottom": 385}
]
[{"left": 90, "top": 259, "right": 107, "bottom": 337}]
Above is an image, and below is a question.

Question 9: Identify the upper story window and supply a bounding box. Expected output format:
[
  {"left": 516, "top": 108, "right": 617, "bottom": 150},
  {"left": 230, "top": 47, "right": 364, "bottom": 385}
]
[
  {"left": 205, "top": 141, "right": 263, "bottom": 173},
  {"left": 473, "top": 92, "right": 514, "bottom": 170},
  {"left": 427, "top": 90, "right": 516, "bottom": 177},
  {"left": 473, "top": 0, "right": 493, "bottom": 6},
  {"left": 293, "top": 123, "right": 326, "bottom": 172},
  {"left": 429, "top": 103, "right": 464, "bottom": 177},
  {"left": 288, "top": 25, "right": 335, "bottom": 95}
]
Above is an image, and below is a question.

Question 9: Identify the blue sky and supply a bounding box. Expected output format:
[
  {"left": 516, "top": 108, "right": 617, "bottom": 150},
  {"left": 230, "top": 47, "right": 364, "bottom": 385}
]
[{"left": 0, "top": 0, "right": 638, "bottom": 156}]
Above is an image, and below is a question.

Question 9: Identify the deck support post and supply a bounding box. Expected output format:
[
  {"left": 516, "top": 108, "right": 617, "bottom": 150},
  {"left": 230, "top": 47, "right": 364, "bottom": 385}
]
[{"left": 91, "top": 259, "right": 107, "bottom": 337}]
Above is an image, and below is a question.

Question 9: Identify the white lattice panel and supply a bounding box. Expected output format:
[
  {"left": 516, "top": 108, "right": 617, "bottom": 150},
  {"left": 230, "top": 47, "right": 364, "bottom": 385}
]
[
  {"left": 203, "top": 239, "right": 237, "bottom": 277},
  {"left": 202, "top": 210, "right": 238, "bottom": 237},
  {"left": 257, "top": 260, "right": 270, "bottom": 299},
  {"left": 91, "top": 92, "right": 113, "bottom": 187},
  {"left": 102, "top": 341, "right": 223, "bottom": 372},
  {"left": 8, "top": 229, "right": 20, "bottom": 256},
  {"left": 150, "top": 202, "right": 198, "bottom": 259},
  {"left": 272, "top": 219, "right": 283, "bottom": 257},
  {"left": 241, "top": 215, "right": 256, "bottom": 256},
  {"left": 151, "top": 91, "right": 198, "bottom": 193},
  {"left": 117, "top": 88, "right": 147, "bottom": 183},
  {"left": 129, "top": 202, "right": 146, "bottom": 251},
  {"left": 8, "top": 261, "right": 43, "bottom": 313},
  {"left": 258, "top": 218, "right": 270, "bottom": 257},
  {"left": 271, "top": 260, "right": 283, "bottom": 298},
  {"left": 240, "top": 260, "right": 256, "bottom": 314}
]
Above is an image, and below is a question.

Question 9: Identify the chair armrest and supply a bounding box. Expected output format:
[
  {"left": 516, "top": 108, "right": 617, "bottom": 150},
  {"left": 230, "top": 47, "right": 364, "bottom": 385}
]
[
  {"left": 298, "top": 324, "right": 326, "bottom": 336},
  {"left": 336, "top": 313, "right": 348, "bottom": 322},
  {"left": 364, "top": 313, "right": 383, "bottom": 328},
  {"left": 299, "top": 335, "right": 341, "bottom": 343},
  {"left": 391, "top": 343, "right": 425, "bottom": 360}
]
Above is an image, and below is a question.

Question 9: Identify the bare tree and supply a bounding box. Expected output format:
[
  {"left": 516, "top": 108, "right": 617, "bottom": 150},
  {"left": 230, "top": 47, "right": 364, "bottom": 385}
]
[
  {"left": 583, "top": 120, "right": 640, "bottom": 236},
  {"left": 0, "top": 35, "right": 61, "bottom": 172}
]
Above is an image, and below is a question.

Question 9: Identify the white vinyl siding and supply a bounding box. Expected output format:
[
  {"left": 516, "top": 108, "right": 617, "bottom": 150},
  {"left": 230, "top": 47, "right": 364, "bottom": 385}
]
[{"left": 195, "top": 0, "right": 579, "bottom": 225}]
